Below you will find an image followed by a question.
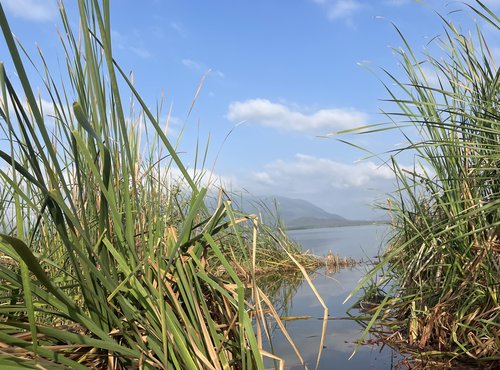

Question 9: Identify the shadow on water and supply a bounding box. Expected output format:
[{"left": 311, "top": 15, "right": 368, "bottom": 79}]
[{"left": 258, "top": 225, "right": 407, "bottom": 370}]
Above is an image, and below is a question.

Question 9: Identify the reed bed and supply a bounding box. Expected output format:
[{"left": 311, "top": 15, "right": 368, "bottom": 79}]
[
  {"left": 241, "top": 226, "right": 323, "bottom": 277},
  {"left": 231, "top": 227, "right": 356, "bottom": 277},
  {"left": 346, "top": 1, "right": 499, "bottom": 366},
  {"left": 0, "top": 1, "right": 328, "bottom": 369},
  {"left": 324, "top": 251, "right": 357, "bottom": 272}
]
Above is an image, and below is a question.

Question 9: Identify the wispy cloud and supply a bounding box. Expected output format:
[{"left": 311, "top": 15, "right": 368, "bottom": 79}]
[
  {"left": 128, "top": 46, "right": 152, "bottom": 59},
  {"left": 111, "top": 30, "right": 152, "bottom": 59},
  {"left": 181, "top": 59, "right": 225, "bottom": 78},
  {"left": 384, "top": 0, "right": 411, "bottom": 6},
  {"left": 312, "top": 0, "right": 365, "bottom": 22},
  {"left": 181, "top": 59, "right": 203, "bottom": 71},
  {"left": 2, "top": 0, "right": 57, "bottom": 21},
  {"left": 226, "top": 99, "right": 367, "bottom": 134},
  {"left": 170, "top": 22, "right": 187, "bottom": 37}
]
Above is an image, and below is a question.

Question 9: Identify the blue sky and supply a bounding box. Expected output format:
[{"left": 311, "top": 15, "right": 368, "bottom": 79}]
[{"left": 1, "top": 0, "right": 499, "bottom": 219}]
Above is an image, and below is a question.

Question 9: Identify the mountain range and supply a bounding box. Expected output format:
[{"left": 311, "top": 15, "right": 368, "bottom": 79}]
[{"left": 233, "top": 195, "right": 378, "bottom": 230}]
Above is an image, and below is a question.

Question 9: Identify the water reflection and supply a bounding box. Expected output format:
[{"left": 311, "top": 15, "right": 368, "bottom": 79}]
[
  {"left": 256, "top": 271, "right": 305, "bottom": 316},
  {"left": 260, "top": 225, "right": 403, "bottom": 369},
  {"left": 288, "top": 224, "right": 390, "bottom": 259}
]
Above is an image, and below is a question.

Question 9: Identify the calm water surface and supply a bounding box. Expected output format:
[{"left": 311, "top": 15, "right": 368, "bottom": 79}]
[{"left": 264, "top": 225, "right": 403, "bottom": 369}]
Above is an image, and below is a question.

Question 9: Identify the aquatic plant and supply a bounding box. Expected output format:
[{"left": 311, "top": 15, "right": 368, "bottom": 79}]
[
  {"left": 0, "top": 1, "right": 325, "bottom": 368},
  {"left": 347, "top": 1, "right": 499, "bottom": 365}
]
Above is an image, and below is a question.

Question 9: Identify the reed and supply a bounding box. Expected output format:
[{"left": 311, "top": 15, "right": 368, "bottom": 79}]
[
  {"left": 0, "top": 1, "right": 325, "bottom": 368},
  {"left": 347, "top": 1, "right": 499, "bottom": 365}
]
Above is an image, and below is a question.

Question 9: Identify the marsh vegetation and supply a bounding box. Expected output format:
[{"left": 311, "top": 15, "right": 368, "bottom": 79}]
[
  {"left": 347, "top": 2, "right": 499, "bottom": 367},
  {"left": 0, "top": 0, "right": 498, "bottom": 369},
  {"left": 0, "top": 1, "right": 324, "bottom": 369}
]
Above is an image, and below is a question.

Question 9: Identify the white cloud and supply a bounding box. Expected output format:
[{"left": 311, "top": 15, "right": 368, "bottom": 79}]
[
  {"left": 419, "top": 65, "right": 445, "bottom": 88},
  {"left": 25, "top": 98, "right": 56, "bottom": 123},
  {"left": 226, "top": 99, "right": 368, "bottom": 134},
  {"left": 312, "top": 0, "right": 364, "bottom": 22},
  {"left": 38, "top": 98, "right": 56, "bottom": 118},
  {"left": 253, "top": 171, "right": 275, "bottom": 185},
  {"left": 2, "top": 0, "right": 57, "bottom": 21},
  {"left": 256, "top": 154, "right": 394, "bottom": 190},
  {"left": 236, "top": 153, "right": 429, "bottom": 219},
  {"left": 167, "top": 166, "right": 238, "bottom": 191},
  {"left": 3, "top": 97, "right": 56, "bottom": 124}
]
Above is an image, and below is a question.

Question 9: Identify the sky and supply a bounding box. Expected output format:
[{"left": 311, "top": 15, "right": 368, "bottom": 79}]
[{"left": 0, "top": 0, "right": 499, "bottom": 219}]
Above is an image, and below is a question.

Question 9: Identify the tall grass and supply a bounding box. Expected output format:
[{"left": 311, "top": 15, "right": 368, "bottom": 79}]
[
  {"left": 0, "top": 1, "right": 325, "bottom": 369},
  {"left": 347, "top": 1, "right": 499, "bottom": 365}
]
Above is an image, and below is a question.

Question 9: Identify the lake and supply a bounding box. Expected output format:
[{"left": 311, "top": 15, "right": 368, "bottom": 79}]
[{"left": 263, "top": 224, "right": 403, "bottom": 369}]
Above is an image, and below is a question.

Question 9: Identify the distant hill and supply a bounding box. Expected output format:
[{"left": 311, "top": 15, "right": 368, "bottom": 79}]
[{"left": 233, "top": 195, "right": 377, "bottom": 230}]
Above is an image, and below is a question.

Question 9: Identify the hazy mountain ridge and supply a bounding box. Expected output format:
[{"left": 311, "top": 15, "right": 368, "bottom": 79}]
[{"left": 233, "top": 195, "right": 377, "bottom": 230}]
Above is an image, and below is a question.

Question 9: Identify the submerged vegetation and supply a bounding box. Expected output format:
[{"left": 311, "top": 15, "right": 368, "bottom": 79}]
[
  {"left": 0, "top": 1, "right": 328, "bottom": 369},
  {"left": 349, "top": 1, "right": 499, "bottom": 366}
]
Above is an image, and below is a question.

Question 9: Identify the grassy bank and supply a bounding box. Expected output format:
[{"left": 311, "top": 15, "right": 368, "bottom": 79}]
[
  {"left": 347, "top": 1, "right": 499, "bottom": 367},
  {"left": 0, "top": 1, "right": 324, "bottom": 369}
]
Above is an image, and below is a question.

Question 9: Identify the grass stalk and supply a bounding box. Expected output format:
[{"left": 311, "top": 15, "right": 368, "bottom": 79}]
[{"left": 347, "top": 1, "right": 499, "bottom": 365}]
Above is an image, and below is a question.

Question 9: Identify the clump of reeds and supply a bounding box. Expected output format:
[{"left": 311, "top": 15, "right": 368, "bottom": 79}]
[
  {"left": 0, "top": 1, "right": 326, "bottom": 369},
  {"left": 216, "top": 197, "right": 324, "bottom": 277},
  {"left": 248, "top": 227, "right": 323, "bottom": 276},
  {"left": 347, "top": 1, "right": 499, "bottom": 365},
  {"left": 324, "top": 250, "right": 357, "bottom": 273}
]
